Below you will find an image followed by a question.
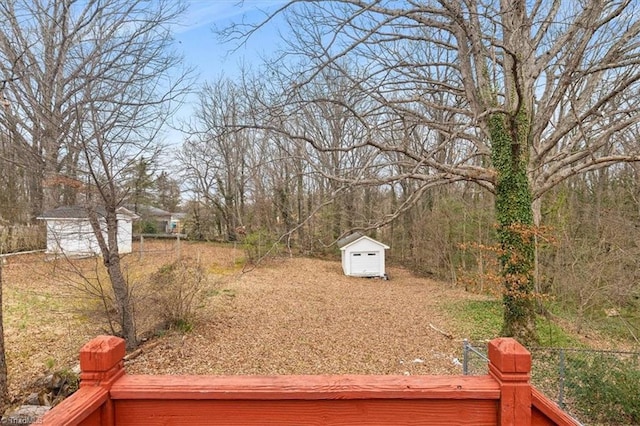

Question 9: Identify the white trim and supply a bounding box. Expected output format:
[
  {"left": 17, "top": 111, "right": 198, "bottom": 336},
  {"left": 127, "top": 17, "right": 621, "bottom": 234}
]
[{"left": 339, "top": 235, "right": 390, "bottom": 251}]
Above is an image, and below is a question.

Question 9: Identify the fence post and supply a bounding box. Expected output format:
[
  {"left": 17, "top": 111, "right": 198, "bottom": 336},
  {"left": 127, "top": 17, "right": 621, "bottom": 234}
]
[
  {"left": 463, "top": 339, "right": 469, "bottom": 375},
  {"left": 79, "top": 335, "right": 126, "bottom": 425},
  {"left": 488, "top": 338, "right": 532, "bottom": 426}
]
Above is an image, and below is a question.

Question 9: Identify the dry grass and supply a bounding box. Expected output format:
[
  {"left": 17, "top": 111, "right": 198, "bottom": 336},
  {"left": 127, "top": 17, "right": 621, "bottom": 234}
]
[
  {"left": 3, "top": 252, "right": 97, "bottom": 399},
  {"left": 2, "top": 240, "right": 485, "bottom": 403}
]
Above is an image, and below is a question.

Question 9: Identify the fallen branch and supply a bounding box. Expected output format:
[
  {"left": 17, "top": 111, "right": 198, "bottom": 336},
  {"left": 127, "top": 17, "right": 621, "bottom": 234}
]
[
  {"left": 124, "top": 340, "right": 161, "bottom": 362},
  {"left": 429, "top": 323, "right": 453, "bottom": 339}
]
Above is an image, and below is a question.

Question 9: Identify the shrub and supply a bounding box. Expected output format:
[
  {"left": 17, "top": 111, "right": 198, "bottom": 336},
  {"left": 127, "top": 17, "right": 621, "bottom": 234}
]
[
  {"left": 136, "top": 220, "right": 158, "bottom": 234},
  {"left": 149, "top": 257, "right": 205, "bottom": 331},
  {"left": 243, "top": 229, "right": 282, "bottom": 264},
  {"left": 566, "top": 353, "right": 640, "bottom": 425}
]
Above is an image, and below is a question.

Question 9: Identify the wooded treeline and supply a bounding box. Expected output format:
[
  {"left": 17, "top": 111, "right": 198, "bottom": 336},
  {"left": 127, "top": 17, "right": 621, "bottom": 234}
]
[
  {"left": 179, "top": 73, "right": 640, "bottom": 336},
  {"left": 1, "top": 0, "right": 639, "bottom": 343},
  {"left": 177, "top": 0, "right": 640, "bottom": 342}
]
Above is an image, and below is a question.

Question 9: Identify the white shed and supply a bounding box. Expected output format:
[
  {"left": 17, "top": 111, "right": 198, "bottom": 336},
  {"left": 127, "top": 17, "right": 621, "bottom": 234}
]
[
  {"left": 38, "top": 206, "right": 138, "bottom": 256},
  {"left": 337, "top": 233, "right": 390, "bottom": 278}
]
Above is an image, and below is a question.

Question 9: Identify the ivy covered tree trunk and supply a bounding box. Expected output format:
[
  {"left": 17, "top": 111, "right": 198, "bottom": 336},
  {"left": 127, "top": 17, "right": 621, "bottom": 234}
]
[{"left": 489, "top": 112, "right": 537, "bottom": 345}]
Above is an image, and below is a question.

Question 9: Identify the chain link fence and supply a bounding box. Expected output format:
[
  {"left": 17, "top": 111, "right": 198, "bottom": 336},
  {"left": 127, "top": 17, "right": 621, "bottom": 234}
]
[
  {"left": 462, "top": 341, "right": 640, "bottom": 425},
  {"left": 462, "top": 339, "right": 489, "bottom": 375}
]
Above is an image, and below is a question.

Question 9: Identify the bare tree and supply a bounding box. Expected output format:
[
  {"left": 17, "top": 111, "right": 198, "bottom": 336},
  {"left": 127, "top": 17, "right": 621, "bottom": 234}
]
[
  {"left": 0, "top": 0, "right": 92, "bottom": 218},
  {"left": 180, "top": 79, "right": 254, "bottom": 242},
  {"left": 77, "top": 2, "right": 191, "bottom": 350},
  {"left": 0, "top": 250, "right": 8, "bottom": 411},
  {"left": 1, "top": 0, "right": 192, "bottom": 350},
  {"left": 0, "top": 0, "right": 192, "bottom": 220},
  {"left": 231, "top": 0, "right": 640, "bottom": 344}
]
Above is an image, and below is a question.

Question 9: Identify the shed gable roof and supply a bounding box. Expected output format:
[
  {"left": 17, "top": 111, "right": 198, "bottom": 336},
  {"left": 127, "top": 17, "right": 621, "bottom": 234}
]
[
  {"left": 38, "top": 206, "right": 138, "bottom": 220},
  {"left": 338, "top": 233, "right": 389, "bottom": 251},
  {"left": 337, "top": 232, "right": 364, "bottom": 248}
]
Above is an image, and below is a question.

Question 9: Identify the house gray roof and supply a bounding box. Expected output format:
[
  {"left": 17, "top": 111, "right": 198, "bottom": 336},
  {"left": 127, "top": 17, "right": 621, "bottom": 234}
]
[
  {"left": 38, "top": 206, "right": 137, "bottom": 220},
  {"left": 126, "top": 204, "right": 172, "bottom": 218}
]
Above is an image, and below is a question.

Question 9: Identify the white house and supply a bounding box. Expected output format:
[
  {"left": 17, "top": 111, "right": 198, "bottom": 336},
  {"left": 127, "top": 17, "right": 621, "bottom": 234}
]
[
  {"left": 38, "top": 206, "right": 138, "bottom": 256},
  {"left": 337, "top": 233, "right": 390, "bottom": 278}
]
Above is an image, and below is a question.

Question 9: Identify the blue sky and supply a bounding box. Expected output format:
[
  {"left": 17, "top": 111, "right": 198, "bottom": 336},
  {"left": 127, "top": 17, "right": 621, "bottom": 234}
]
[
  {"left": 161, "top": 1, "right": 289, "bottom": 145},
  {"left": 174, "top": 0, "right": 289, "bottom": 82}
]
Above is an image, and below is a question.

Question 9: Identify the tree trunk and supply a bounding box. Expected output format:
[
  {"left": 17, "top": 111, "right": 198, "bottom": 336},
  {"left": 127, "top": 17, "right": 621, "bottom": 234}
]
[
  {"left": 106, "top": 252, "right": 137, "bottom": 350},
  {"left": 490, "top": 113, "right": 538, "bottom": 345},
  {"left": 89, "top": 208, "right": 137, "bottom": 350},
  {"left": 105, "top": 211, "right": 137, "bottom": 350},
  {"left": 0, "top": 258, "right": 9, "bottom": 411}
]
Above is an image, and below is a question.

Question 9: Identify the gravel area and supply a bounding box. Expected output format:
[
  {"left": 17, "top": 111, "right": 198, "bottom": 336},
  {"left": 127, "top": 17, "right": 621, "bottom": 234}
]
[{"left": 126, "top": 252, "right": 481, "bottom": 377}]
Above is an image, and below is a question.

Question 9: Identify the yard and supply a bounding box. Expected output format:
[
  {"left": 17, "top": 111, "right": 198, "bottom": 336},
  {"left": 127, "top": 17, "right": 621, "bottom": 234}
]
[{"left": 3, "top": 240, "right": 487, "bottom": 402}]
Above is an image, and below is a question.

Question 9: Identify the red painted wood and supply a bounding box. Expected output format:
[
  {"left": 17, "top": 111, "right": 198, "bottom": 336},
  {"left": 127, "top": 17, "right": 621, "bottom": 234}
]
[
  {"left": 532, "top": 405, "right": 556, "bottom": 426},
  {"left": 77, "top": 407, "right": 104, "bottom": 426},
  {"left": 34, "top": 336, "right": 578, "bottom": 426},
  {"left": 38, "top": 387, "right": 109, "bottom": 426},
  {"left": 487, "top": 339, "right": 532, "bottom": 426},
  {"left": 113, "top": 398, "right": 499, "bottom": 426},
  {"left": 110, "top": 374, "right": 500, "bottom": 401},
  {"left": 80, "top": 335, "right": 126, "bottom": 389},
  {"left": 495, "top": 381, "right": 531, "bottom": 426},
  {"left": 488, "top": 338, "right": 532, "bottom": 374},
  {"left": 531, "top": 388, "right": 579, "bottom": 426},
  {"left": 80, "top": 335, "right": 125, "bottom": 372}
]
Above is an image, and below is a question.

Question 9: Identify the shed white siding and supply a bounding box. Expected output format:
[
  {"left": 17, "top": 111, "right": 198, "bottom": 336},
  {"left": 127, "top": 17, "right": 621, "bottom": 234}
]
[
  {"left": 45, "top": 219, "right": 96, "bottom": 255},
  {"left": 339, "top": 235, "right": 389, "bottom": 278},
  {"left": 116, "top": 215, "right": 134, "bottom": 253},
  {"left": 40, "top": 208, "right": 136, "bottom": 256}
]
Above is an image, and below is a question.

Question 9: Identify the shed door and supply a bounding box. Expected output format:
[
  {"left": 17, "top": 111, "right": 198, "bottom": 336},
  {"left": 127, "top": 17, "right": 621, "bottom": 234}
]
[{"left": 350, "top": 251, "right": 380, "bottom": 275}]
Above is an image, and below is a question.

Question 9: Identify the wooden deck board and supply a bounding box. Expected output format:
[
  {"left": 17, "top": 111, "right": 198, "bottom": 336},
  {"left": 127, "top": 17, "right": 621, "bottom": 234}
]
[
  {"left": 39, "top": 387, "right": 109, "bottom": 426},
  {"left": 110, "top": 374, "right": 500, "bottom": 400},
  {"left": 114, "top": 398, "right": 499, "bottom": 425}
]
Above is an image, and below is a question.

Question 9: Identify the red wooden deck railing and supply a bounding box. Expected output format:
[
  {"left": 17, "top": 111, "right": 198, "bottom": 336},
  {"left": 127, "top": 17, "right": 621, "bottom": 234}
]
[{"left": 38, "top": 336, "right": 578, "bottom": 425}]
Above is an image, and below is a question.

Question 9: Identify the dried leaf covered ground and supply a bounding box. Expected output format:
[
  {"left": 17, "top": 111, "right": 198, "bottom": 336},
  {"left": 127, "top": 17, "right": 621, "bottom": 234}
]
[
  {"left": 125, "top": 242, "right": 486, "bottom": 377},
  {"left": 3, "top": 240, "right": 487, "bottom": 402}
]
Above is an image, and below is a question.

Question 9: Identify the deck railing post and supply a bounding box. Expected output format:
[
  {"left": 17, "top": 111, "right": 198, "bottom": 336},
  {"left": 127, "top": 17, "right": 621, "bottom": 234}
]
[
  {"left": 79, "top": 335, "right": 126, "bottom": 425},
  {"left": 488, "top": 338, "right": 532, "bottom": 426}
]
